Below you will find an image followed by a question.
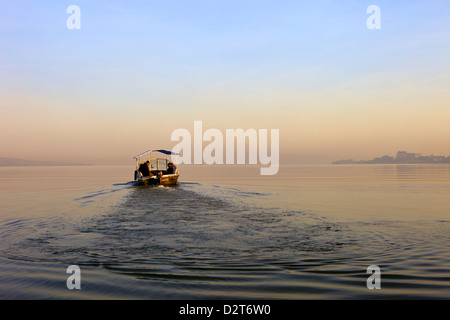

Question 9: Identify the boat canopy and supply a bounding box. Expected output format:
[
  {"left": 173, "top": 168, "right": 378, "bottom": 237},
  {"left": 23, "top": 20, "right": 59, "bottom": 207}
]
[{"left": 133, "top": 149, "right": 179, "bottom": 159}]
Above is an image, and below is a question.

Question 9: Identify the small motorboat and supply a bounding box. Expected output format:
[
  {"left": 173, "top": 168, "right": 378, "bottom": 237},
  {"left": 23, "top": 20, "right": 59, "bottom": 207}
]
[{"left": 133, "top": 149, "right": 179, "bottom": 186}]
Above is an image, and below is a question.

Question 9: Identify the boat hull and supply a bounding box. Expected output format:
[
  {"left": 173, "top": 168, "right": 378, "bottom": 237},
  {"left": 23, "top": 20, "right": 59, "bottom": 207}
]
[
  {"left": 159, "top": 174, "right": 179, "bottom": 186},
  {"left": 138, "top": 174, "right": 179, "bottom": 186}
]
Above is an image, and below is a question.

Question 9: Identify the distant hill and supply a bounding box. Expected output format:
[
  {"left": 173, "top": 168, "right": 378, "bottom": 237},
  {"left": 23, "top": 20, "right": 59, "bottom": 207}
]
[
  {"left": 332, "top": 151, "right": 450, "bottom": 165},
  {"left": 0, "top": 157, "right": 90, "bottom": 166}
]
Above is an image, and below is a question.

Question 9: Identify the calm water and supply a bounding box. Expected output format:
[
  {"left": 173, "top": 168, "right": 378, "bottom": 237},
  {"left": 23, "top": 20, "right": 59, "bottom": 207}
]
[{"left": 0, "top": 164, "right": 449, "bottom": 299}]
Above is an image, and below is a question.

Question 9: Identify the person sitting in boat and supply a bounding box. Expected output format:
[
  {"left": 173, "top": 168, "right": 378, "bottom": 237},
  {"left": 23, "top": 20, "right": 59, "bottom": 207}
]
[
  {"left": 166, "top": 162, "right": 175, "bottom": 174},
  {"left": 138, "top": 161, "right": 151, "bottom": 177}
]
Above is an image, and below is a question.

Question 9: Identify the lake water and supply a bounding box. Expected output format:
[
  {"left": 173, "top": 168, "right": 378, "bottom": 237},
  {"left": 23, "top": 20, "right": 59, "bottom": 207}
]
[{"left": 0, "top": 164, "right": 449, "bottom": 299}]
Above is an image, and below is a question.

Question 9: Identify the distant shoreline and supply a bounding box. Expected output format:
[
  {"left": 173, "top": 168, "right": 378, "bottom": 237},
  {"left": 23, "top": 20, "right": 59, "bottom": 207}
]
[
  {"left": 0, "top": 157, "right": 90, "bottom": 167},
  {"left": 332, "top": 151, "right": 450, "bottom": 165}
]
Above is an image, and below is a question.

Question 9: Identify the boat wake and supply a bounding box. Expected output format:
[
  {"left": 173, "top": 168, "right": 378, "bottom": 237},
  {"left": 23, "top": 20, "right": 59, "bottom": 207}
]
[{"left": 1, "top": 181, "right": 449, "bottom": 299}]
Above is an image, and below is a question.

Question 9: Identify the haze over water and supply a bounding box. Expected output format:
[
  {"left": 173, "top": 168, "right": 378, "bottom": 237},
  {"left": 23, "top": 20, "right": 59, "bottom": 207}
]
[{"left": 0, "top": 164, "right": 449, "bottom": 299}]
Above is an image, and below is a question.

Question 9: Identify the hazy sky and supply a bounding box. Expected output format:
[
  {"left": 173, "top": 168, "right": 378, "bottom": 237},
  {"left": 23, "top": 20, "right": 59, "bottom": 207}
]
[{"left": 1, "top": 1, "right": 449, "bottom": 164}]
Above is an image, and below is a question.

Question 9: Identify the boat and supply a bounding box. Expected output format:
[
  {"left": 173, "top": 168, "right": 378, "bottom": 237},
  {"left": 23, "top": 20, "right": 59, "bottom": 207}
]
[{"left": 133, "top": 149, "right": 179, "bottom": 186}]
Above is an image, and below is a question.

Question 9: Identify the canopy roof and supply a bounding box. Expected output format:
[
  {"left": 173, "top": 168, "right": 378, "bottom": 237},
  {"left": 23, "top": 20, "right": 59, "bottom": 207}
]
[{"left": 133, "top": 149, "right": 179, "bottom": 159}]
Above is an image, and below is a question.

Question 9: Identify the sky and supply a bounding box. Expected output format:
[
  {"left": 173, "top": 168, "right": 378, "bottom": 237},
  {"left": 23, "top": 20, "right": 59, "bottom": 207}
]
[{"left": 1, "top": 0, "right": 449, "bottom": 165}]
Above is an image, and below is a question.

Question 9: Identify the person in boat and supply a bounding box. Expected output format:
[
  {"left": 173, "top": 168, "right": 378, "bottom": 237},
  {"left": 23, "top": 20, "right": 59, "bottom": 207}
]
[
  {"left": 166, "top": 162, "right": 175, "bottom": 174},
  {"left": 138, "top": 161, "right": 151, "bottom": 177}
]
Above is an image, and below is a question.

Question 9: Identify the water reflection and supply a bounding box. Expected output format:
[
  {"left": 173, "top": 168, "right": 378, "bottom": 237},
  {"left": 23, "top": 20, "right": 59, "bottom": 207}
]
[{"left": 0, "top": 165, "right": 449, "bottom": 299}]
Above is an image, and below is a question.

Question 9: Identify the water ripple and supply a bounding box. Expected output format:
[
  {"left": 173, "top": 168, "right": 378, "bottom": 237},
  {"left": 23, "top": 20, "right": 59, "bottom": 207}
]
[{"left": 0, "top": 183, "right": 449, "bottom": 299}]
